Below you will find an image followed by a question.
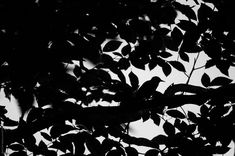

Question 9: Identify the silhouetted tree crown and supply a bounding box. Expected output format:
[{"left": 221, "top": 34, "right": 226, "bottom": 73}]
[{"left": 0, "top": 0, "right": 235, "bottom": 155}]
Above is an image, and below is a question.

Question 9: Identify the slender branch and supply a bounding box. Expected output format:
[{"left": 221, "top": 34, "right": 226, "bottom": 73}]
[{"left": 186, "top": 52, "right": 201, "bottom": 85}]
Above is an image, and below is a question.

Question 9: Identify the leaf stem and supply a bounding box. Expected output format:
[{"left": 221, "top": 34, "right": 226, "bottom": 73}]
[{"left": 194, "top": 65, "right": 205, "bottom": 70}]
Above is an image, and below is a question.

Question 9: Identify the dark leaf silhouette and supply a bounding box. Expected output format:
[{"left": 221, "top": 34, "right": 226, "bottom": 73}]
[
  {"left": 148, "top": 59, "right": 158, "bottom": 70},
  {"left": 142, "top": 110, "right": 151, "bottom": 122},
  {"left": 122, "top": 135, "right": 155, "bottom": 148},
  {"left": 145, "top": 149, "right": 159, "bottom": 156},
  {"left": 160, "top": 51, "right": 172, "bottom": 58},
  {"left": 86, "top": 136, "right": 102, "bottom": 155},
  {"left": 121, "top": 44, "right": 132, "bottom": 56},
  {"left": 169, "top": 61, "right": 186, "bottom": 72},
  {"left": 187, "top": 111, "right": 198, "bottom": 123},
  {"left": 38, "top": 140, "right": 47, "bottom": 151},
  {"left": 118, "top": 58, "right": 130, "bottom": 70},
  {"left": 210, "top": 77, "right": 233, "bottom": 86},
  {"left": 198, "top": 3, "right": 213, "bottom": 28},
  {"left": 50, "top": 124, "right": 74, "bottom": 139},
  {"left": 8, "top": 143, "right": 24, "bottom": 151},
  {"left": 26, "top": 107, "right": 43, "bottom": 123},
  {"left": 179, "top": 52, "right": 189, "bottom": 62},
  {"left": 129, "top": 71, "right": 139, "bottom": 90},
  {"left": 102, "top": 139, "right": 118, "bottom": 153},
  {"left": 205, "top": 59, "right": 215, "bottom": 69},
  {"left": 103, "top": 40, "right": 122, "bottom": 52},
  {"left": 24, "top": 135, "right": 37, "bottom": 152},
  {"left": 162, "top": 62, "right": 172, "bottom": 77},
  {"left": 177, "top": 20, "right": 197, "bottom": 31},
  {"left": 163, "top": 121, "right": 175, "bottom": 136},
  {"left": 151, "top": 113, "right": 161, "bottom": 126},
  {"left": 41, "top": 132, "right": 52, "bottom": 142},
  {"left": 166, "top": 109, "right": 186, "bottom": 119},
  {"left": 106, "top": 149, "right": 123, "bottom": 156},
  {"left": 0, "top": 105, "right": 7, "bottom": 116},
  {"left": 10, "top": 151, "right": 27, "bottom": 156},
  {"left": 215, "top": 146, "right": 231, "bottom": 154},
  {"left": 201, "top": 73, "right": 211, "bottom": 87},
  {"left": 3, "top": 117, "right": 18, "bottom": 126},
  {"left": 200, "top": 105, "right": 209, "bottom": 116},
  {"left": 173, "top": 2, "right": 197, "bottom": 20},
  {"left": 193, "top": 0, "right": 199, "bottom": 4},
  {"left": 125, "top": 146, "right": 138, "bottom": 156},
  {"left": 151, "top": 134, "right": 168, "bottom": 145}
]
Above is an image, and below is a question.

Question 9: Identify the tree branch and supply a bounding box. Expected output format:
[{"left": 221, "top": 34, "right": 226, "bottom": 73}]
[{"left": 11, "top": 83, "right": 235, "bottom": 138}]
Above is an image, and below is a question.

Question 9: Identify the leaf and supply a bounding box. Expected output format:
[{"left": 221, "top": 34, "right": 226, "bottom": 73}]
[
  {"left": 171, "top": 27, "right": 183, "bottom": 46},
  {"left": 130, "top": 54, "right": 145, "bottom": 70},
  {"left": 0, "top": 105, "right": 7, "bottom": 115},
  {"left": 160, "top": 51, "right": 173, "bottom": 58},
  {"left": 179, "top": 52, "right": 189, "bottom": 62},
  {"left": 50, "top": 141, "right": 68, "bottom": 153},
  {"left": 210, "top": 77, "right": 233, "bottom": 86},
  {"left": 26, "top": 107, "right": 43, "bottom": 123},
  {"left": 163, "top": 121, "right": 175, "bottom": 136},
  {"left": 187, "top": 111, "right": 198, "bottom": 123},
  {"left": 50, "top": 124, "right": 74, "bottom": 139},
  {"left": 113, "top": 52, "right": 123, "bottom": 57},
  {"left": 118, "top": 58, "right": 130, "bottom": 70},
  {"left": 177, "top": 20, "right": 196, "bottom": 31},
  {"left": 216, "top": 62, "right": 230, "bottom": 76},
  {"left": 151, "top": 113, "right": 161, "bottom": 126},
  {"left": 10, "top": 151, "right": 27, "bottom": 156},
  {"left": 173, "top": 2, "right": 197, "bottom": 20},
  {"left": 122, "top": 135, "right": 154, "bottom": 147},
  {"left": 215, "top": 146, "right": 230, "bottom": 154},
  {"left": 142, "top": 111, "right": 151, "bottom": 122},
  {"left": 162, "top": 62, "right": 172, "bottom": 77},
  {"left": 125, "top": 147, "right": 138, "bottom": 156},
  {"left": 121, "top": 44, "right": 131, "bottom": 56},
  {"left": 151, "top": 135, "right": 168, "bottom": 145},
  {"left": 166, "top": 109, "right": 186, "bottom": 119},
  {"left": 9, "top": 143, "right": 25, "bottom": 151},
  {"left": 129, "top": 71, "right": 139, "bottom": 90},
  {"left": 169, "top": 61, "right": 186, "bottom": 72},
  {"left": 205, "top": 59, "right": 215, "bottom": 68},
  {"left": 198, "top": 3, "right": 213, "bottom": 24},
  {"left": 73, "top": 65, "right": 82, "bottom": 78},
  {"left": 103, "top": 40, "right": 122, "bottom": 52},
  {"left": 115, "top": 69, "right": 126, "bottom": 83},
  {"left": 201, "top": 73, "right": 211, "bottom": 87},
  {"left": 145, "top": 149, "right": 159, "bottom": 156},
  {"left": 200, "top": 105, "right": 209, "bottom": 116},
  {"left": 159, "top": 27, "right": 171, "bottom": 36},
  {"left": 41, "top": 132, "right": 52, "bottom": 141},
  {"left": 3, "top": 117, "right": 18, "bottom": 126},
  {"left": 39, "top": 141, "right": 47, "bottom": 151},
  {"left": 193, "top": 0, "right": 199, "bottom": 5},
  {"left": 106, "top": 149, "right": 123, "bottom": 156},
  {"left": 148, "top": 59, "right": 158, "bottom": 70},
  {"left": 86, "top": 137, "right": 102, "bottom": 155}
]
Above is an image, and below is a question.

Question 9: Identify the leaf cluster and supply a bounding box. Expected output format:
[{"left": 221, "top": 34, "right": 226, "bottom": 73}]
[{"left": 0, "top": 0, "right": 235, "bottom": 156}]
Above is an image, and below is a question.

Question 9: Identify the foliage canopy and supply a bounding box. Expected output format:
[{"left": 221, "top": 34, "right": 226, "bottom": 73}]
[{"left": 0, "top": 0, "right": 235, "bottom": 155}]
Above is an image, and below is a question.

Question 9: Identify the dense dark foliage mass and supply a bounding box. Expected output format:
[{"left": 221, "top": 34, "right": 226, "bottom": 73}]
[{"left": 0, "top": 0, "right": 235, "bottom": 155}]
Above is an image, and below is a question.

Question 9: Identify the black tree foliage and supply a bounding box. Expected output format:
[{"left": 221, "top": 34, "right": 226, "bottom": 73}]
[{"left": 0, "top": 0, "right": 235, "bottom": 156}]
